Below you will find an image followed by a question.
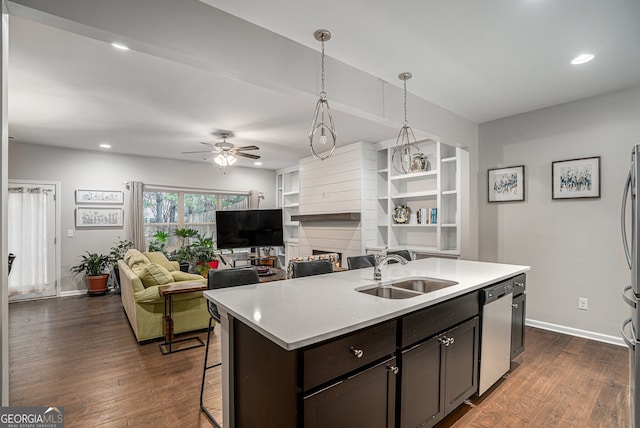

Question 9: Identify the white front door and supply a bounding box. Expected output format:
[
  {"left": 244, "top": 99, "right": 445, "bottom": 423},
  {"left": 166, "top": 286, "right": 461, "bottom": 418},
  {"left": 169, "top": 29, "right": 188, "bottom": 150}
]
[{"left": 8, "top": 181, "right": 58, "bottom": 301}]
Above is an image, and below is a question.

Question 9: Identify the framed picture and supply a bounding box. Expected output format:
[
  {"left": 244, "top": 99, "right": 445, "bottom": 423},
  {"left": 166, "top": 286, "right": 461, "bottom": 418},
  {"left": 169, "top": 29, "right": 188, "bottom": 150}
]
[
  {"left": 76, "top": 207, "right": 124, "bottom": 227},
  {"left": 75, "top": 189, "right": 123, "bottom": 204},
  {"left": 552, "top": 156, "right": 601, "bottom": 199},
  {"left": 488, "top": 165, "right": 525, "bottom": 202}
]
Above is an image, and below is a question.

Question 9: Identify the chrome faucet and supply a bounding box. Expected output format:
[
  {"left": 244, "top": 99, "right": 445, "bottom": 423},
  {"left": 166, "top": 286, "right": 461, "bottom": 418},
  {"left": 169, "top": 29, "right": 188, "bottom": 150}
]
[{"left": 373, "top": 251, "right": 408, "bottom": 281}]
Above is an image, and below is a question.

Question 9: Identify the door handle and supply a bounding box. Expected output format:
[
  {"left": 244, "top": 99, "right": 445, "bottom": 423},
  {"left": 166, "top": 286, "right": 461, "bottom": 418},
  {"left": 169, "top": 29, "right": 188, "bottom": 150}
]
[{"left": 512, "top": 303, "right": 519, "bottom": 309}]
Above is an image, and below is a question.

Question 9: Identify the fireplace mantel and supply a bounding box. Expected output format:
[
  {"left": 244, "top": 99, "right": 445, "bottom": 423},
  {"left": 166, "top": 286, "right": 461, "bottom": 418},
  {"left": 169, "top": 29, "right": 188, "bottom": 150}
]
[{"left": 290, "top": 212, "right": 361, "bottom": 222}]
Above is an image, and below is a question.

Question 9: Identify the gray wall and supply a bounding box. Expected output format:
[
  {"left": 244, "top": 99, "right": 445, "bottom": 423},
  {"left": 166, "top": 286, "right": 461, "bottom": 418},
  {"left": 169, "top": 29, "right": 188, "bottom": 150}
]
[
  {"left": 478, "top": 85, "right": 640, "bottom": 340},
  {"left": 8, "top": 142, "right": 276, "bottom": 294}
]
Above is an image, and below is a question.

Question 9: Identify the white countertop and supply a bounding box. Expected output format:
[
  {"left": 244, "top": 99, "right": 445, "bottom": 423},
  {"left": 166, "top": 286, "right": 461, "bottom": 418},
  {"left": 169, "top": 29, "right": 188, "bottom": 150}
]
[{"left": 204, "top": 258, "right": 530, "bottom": 351}]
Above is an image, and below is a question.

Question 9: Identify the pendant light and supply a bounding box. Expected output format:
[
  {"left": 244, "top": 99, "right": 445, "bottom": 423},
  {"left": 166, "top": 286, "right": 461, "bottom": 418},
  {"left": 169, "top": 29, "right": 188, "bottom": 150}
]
[
  {"left": 392, "top": 72, "right": 419, "bottom": 174},
  {"left": 309, "top": 29, "right": 337, "bottom": 161}
]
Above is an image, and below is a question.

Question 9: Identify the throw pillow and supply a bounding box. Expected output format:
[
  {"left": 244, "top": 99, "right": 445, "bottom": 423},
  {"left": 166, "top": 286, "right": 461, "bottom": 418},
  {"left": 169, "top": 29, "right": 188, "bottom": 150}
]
[
  {"left": 124, "top": 249, "right": 150, "bottom": 268},
  {"left": 139, "top": 263, "right": 174, "bottom": 288},
  {"left": 144, "top": 251, "right": 176, "bottom": 272}
]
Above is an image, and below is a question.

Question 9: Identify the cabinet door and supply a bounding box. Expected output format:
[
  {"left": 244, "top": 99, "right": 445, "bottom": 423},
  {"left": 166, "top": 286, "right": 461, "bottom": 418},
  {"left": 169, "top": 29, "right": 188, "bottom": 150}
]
[
  {"left": 304, "top": 357, "right": 397, "bottom": 428},
  {"left": 400, "top": 336, "right": 445, "bottom": 428},
  {"left": 511, "top": 293, "right": 526, "bottom": 359},
  {"left": 444, "top": 317, "right": 479, "bottom": 414}
]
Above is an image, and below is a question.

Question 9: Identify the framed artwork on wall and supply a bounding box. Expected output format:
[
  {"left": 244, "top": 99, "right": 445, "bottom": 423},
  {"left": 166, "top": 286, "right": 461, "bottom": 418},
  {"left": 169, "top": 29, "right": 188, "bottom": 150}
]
[
  {"left": 76, "top": 207, "right": 124, "bottom": 227},
  {"left": 75, "top": 189, "right": 123, "bottom": 204},
  {"left": 488, "top": 165, "right": 525, "bottom": 202},
  {"left": 552, "top": 156, "right": 601, "bottom": 200}
]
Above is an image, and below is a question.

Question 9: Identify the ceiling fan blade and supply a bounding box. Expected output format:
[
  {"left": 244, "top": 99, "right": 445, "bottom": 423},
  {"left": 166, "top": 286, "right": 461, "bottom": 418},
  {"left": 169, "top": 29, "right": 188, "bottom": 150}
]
[
  {"left": 200, "top": 142, "right": 215, "bottom": 147},
  {"left": 235, "top": 152, "right": 261, "bottom": 159},
  {"left": 181, "top": 150, "right": 215, "bottom": 154},
  {"left": 234, "top": 145, "right": 260, "bottom": 151}
]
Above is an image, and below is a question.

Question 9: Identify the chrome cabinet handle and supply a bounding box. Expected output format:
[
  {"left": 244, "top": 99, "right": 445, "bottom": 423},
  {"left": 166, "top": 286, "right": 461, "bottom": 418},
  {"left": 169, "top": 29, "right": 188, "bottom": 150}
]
[
  {"left": 387, "top": 365, "right": 399, "bottom": 375},
  {"left": 512, "top": 303, "right": 519, "bottom": 308},
  {"left": 350, "top": 347, "right": 364, "bottom": 358},
  {"left": 514, "top": 282, "right": 525, "bottom": 287},
  {"left": 439, "top": 337, "right": 454, "bottom": 346}
]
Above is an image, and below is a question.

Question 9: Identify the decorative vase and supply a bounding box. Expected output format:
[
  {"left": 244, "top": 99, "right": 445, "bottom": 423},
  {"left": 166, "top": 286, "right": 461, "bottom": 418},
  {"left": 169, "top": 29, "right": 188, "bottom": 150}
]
[
  {"left": 86, "top": 274, "right": 109, "bottom": 296},
  {"left": 411, "top": 153, "right": 429, "bottom": 172}
]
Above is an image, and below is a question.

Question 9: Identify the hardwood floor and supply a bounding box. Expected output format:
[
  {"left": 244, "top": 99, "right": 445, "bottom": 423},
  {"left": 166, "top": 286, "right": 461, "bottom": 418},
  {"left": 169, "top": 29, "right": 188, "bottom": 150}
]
[{"left": 9, "top": 294, "right": 629, "bottom": 427}]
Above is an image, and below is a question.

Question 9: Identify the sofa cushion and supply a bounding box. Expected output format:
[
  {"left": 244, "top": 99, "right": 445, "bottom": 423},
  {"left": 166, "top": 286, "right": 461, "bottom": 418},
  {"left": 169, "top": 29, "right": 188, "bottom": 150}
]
[
  {"left": 139, "top": 263, "right": 174, "bottom": 288},
  {"left": 170, "top": 271, "right": 205, "bottom": 283},
  {"left": 144, "top": 251, "right": 176, "bottom": 272},
  {"left": 124, "top": 249, "right": 150, "bottom": 269}
]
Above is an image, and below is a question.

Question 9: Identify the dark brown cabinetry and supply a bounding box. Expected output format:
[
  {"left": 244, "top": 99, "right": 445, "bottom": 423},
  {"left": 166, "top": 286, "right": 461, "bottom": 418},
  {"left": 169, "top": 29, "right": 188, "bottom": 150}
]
[
  {"left": 399, "top": 317, "right": 479, "bottom": 428},
  {"left": 304, "top": 357, "right": 397, "bottom": 428},
  {"left": 511, "top": 275, "right": 526, "bottom": 359}
]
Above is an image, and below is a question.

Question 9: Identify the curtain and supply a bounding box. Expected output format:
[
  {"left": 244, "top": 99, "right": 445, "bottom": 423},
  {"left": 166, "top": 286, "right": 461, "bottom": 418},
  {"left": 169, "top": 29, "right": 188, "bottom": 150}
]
[
  {"left": 129, "top": 181, "right": 145, "bottom": 251},
  {"left": 8, "top": 190, "right": 48, "bottom": 296}
]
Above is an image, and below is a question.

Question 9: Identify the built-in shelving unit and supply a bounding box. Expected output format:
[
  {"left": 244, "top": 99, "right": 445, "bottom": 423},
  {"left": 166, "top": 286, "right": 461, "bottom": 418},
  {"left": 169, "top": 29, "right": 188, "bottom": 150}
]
[
  {"left": 276, "top": 166, "right": 300, "bottom": 267},
  {"left": 374, "top": 139, "right": 461, "bottom": 257}
]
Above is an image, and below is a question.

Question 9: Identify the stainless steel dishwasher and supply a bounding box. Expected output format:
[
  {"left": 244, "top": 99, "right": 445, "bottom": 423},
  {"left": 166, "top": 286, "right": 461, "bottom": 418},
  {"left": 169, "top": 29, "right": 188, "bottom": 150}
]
[{"left": 478, "top": 280, "right": 514, "bottom": 395}]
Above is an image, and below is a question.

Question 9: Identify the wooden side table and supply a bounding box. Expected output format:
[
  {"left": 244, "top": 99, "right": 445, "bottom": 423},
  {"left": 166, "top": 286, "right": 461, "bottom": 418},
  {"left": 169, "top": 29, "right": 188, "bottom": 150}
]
[{"left": 158, "top": 281, "right": 207, "bottom": 355}]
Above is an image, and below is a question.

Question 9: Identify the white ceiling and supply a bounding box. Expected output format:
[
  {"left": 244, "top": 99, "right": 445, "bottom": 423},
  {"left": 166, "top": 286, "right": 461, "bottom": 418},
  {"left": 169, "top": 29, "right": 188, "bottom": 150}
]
[{"left": 7, "top": 0, "right": 640, "bottom": 170}]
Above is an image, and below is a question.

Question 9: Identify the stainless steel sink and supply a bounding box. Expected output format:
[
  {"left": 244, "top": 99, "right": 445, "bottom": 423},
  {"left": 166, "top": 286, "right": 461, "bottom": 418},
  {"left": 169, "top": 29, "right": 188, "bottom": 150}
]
[
  {"left": 389, "top": 277, "right": 458, "bottom": 293},
  {"left": 358, "top": 286, "right": 422, "bottom": 299},
  {"left": 357, "top": 277, "right": 459, "bottom": 299}
]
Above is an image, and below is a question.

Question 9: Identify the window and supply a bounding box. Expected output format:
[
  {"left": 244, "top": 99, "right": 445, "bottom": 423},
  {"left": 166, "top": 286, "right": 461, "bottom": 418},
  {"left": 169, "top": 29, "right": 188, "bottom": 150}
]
[{"left": 143, "top": 189, "right": 248, "bottom": 252}]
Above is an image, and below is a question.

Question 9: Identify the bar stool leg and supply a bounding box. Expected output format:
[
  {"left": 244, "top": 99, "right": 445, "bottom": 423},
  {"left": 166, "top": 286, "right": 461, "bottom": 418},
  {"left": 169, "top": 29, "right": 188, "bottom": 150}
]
[{"left": 200, "top": 317, "right": 222, "bottom": 427}]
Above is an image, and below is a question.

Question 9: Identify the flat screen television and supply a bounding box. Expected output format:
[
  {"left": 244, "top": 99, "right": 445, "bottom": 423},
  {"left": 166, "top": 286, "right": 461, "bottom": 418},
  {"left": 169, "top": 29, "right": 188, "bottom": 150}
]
[{"left": 216, "top": 208, "right": 284, "bottom": 249}]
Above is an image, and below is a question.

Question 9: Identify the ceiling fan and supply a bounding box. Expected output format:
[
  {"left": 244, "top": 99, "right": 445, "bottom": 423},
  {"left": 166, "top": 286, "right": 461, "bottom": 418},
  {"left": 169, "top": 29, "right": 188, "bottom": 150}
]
[{"left": 182, "top": 131, "right": 261, "bottom": 167}]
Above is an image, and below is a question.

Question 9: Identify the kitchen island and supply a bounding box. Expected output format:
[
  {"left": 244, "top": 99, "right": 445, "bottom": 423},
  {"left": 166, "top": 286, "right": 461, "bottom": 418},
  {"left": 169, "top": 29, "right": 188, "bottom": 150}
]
[{"left": 204, "top": 258, "right": 529, "bottom": 427}]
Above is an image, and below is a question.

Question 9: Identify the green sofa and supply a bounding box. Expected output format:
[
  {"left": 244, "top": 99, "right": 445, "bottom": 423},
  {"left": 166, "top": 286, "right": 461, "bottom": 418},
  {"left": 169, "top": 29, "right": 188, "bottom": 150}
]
[{"left": 119, "top": 249, "right": 211, "bottom": 342}]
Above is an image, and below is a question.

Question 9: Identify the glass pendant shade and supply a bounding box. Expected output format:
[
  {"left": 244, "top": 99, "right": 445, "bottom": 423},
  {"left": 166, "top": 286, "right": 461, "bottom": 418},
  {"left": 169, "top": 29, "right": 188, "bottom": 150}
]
[
  {"left": 215, "top": 153, "right": 236, "bottom": 166},
  {"left": 309, "top": 29, "right": 337, "bottom": 161}
]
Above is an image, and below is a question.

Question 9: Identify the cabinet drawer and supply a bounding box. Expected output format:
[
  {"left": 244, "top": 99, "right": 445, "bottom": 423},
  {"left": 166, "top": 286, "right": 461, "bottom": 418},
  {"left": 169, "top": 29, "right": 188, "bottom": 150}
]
[
  {"left": 401, "top": 291, "right": 478, "bottom": 348},
  {"left": 303, "top": 320, "right": 396, "bottom": 391}
]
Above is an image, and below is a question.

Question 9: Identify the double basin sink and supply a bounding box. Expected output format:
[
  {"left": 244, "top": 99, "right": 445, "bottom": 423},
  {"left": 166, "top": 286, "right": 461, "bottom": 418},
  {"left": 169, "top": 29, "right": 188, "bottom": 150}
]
[{"left": 358, "top": 277, "right": 458, "bottom": 299}]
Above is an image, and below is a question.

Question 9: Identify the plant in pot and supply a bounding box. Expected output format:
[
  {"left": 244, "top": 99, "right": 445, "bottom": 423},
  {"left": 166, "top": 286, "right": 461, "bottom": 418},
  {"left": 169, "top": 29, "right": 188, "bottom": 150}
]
[
  {"left": 170, "top": 228, "right": 199, "bottom": 272},
  {"left": 148, "top": 230, "right": 169, "bottom": 255},
  {"left": 191, "top": 233, "right": 227, "bottom": 277},
  {"left": 108, "top": 237, "right": 134, "bottom": 293},
  {"left": 70, "top": 251, "right": 111, "bottom": 296}
]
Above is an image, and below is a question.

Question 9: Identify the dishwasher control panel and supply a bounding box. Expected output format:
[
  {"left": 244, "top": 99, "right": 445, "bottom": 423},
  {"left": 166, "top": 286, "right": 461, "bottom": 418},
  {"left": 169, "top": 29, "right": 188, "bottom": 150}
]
[{"left": 481, "top": 281, "right": 514, "bottom": 304}]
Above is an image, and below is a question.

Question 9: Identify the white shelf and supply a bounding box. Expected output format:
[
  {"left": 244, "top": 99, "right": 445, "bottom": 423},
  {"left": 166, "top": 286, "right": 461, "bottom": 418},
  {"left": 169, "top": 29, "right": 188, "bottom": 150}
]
[
  {"left": 442, "top": 190, "right": 457, "bottom": 195},
  {"left": 378, "top": 195, "right": 388, "bottom": 200},
  {"left": 283, "top": 203, "right": 300, "bottom": 208},
  {"left": 390, "top": 170, "right": 437, "bottom": 181},
  {"left": 391, "top": 223, "right": 437, "bottom": 228},
  {"left": 441, "top": 157, "right": 457, "bottom": 163},
  {"left": 377, "top": 224, "right": 388, "bottom": 228},
  {"left": 284, "top": 222, "right": 299, "bottom": 227},
  {"left": 378, "top": 168, "right": 389, "bottom": 174},
  {"left": 283, "top": 191, "right": 299, "bottom": 196},
  {"left": 441, "top": 223, "right": 457, "bottom": 227},
  {"left": 390, "top": 190, "right": 437, "bottom": 200}
]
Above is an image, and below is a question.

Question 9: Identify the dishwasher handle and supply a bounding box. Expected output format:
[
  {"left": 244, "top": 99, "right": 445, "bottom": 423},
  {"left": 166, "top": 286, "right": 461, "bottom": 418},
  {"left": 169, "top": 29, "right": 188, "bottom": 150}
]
[{"left": 621, "top": 317, "right": 636, "bottom": 350}]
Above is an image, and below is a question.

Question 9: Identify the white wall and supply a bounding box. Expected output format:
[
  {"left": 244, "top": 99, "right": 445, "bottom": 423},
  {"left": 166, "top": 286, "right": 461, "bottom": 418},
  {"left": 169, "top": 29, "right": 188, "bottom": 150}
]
[
  {"left": 478, "top": 85, "right": 640, "bottom": 340},
  {"left": 8, "top": 142, "right": 276, "bottom": 294}
]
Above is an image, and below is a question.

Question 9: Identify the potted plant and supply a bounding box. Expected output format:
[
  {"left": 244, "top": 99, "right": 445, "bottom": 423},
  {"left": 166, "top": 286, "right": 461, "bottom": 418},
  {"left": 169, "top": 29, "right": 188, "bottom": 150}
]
[
  {"left": 191, "top": 233, "right": 227, "bottom": 277},
  {"left": 70, "top": 251, "right": 111, "bottom": 296},
  {"left": 170, "top": 228, "right": 199, "bottom": 272},
  {"left": 108, "top": 237, "right": 134, "bottom": 293},
  {"left": 148, "top": 230, "right": 169, "bottom": 255}
]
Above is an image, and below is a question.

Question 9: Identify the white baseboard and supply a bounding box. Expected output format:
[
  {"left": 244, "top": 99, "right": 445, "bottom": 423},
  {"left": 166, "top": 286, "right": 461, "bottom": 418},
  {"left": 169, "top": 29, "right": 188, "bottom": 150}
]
[
  {"left": 59, "top": 290, "right": 87, "bottom": 297},
  {"left": 526, "top": 318, "right": 625, "bottom": 347}
]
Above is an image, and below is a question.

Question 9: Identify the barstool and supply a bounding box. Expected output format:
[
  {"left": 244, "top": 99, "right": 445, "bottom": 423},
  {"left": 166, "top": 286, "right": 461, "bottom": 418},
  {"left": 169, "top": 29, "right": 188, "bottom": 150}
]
[{"left": 200, "top": 267, "right": 260, "bottom": 427}]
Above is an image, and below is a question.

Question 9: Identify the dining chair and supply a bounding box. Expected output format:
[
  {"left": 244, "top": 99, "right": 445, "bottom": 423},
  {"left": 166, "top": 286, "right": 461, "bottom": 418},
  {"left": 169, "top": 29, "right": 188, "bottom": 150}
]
[
  {"left": 347, "top": 254, "right": 376, "bottom": 270},
  {"left": 387, "top": 250, "right": 412, "bottom": 264},
  {"left": 200, "top": 266, "right": 260, "bottom": 427},
  {"left": 291, "top": 259, "right": 333, "bottom": 278}
]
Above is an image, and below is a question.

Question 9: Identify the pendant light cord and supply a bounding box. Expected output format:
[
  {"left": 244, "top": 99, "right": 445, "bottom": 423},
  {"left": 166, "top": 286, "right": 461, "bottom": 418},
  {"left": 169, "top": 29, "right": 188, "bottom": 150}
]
[{"left": 320, "top": 37, "right": 326, "bottom": 99}]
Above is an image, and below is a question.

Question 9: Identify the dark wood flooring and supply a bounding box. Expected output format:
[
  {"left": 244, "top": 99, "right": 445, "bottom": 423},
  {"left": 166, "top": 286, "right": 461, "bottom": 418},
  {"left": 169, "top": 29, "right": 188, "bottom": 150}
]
[{"left": 8, "top": 294, "right": 629, "bottom": 427}]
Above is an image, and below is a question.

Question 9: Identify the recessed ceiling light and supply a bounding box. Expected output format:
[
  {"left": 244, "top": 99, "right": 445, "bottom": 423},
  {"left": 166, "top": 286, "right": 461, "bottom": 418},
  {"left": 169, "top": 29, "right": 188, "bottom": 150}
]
[
  {"left": 99, "top": 143, "right": 112, "bottom": 149},
  {"left": 253, "top": 161, "right": 263, "bottom": 166},
  {"left": 571, "top": 53, "right": 595, "bottom": 65},
  {"left": 111, "top": 43, "right": 129, "bottom": 51}
]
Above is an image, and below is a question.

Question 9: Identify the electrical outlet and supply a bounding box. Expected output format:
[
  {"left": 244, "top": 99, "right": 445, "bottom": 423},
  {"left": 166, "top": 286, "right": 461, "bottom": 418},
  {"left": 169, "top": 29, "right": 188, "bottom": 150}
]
[
  {"left": 67, "top": 230, "right": 74, "bottom": 238},
  {"left": 578, "top": 297, "right": 588, "bottom": 310}
]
